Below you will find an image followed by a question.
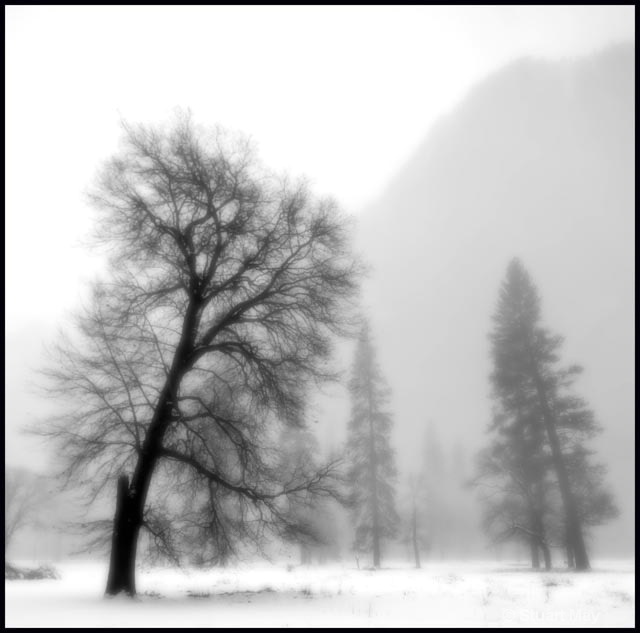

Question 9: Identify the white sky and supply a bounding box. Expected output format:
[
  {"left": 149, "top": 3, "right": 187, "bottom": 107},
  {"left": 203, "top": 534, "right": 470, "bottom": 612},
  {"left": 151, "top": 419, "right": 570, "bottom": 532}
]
[{"left": 4, "top": 5, "right": 634, "bottom": 463}]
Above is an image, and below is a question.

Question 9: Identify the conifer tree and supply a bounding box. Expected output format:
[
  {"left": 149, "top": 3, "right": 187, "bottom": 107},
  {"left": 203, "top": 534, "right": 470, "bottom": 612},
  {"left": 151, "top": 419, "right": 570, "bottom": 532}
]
[
  {"left": 479, "top": 258, "right": 616, "bottom": 570},
  {"left": 346, "top": 322, "right": 398, "bottom": 568}
]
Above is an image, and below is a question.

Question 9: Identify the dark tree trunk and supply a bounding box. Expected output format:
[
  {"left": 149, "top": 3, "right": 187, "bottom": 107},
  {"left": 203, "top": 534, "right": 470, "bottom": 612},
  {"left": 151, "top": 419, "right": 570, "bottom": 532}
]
[
  {"left": 567, "top": 542, "right": 576, "bottom": 569},
  {"left": 104, "top": 299, "right": 199, "bottom": 595},
  {"left": 530, "top": 367, "right": 590, "bottom": 570},
  {"left": 105, "top": 439, "right": 161, "bottom": 595},
  {"left": 105, "top": 475, "right": 140, "bottom": 596}
]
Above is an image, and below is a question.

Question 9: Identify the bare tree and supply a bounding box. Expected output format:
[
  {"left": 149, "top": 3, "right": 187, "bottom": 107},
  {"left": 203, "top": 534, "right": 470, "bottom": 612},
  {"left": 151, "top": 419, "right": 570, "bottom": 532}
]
[
  {"left": 38, "top": 113, "right": 362, "bottom": 595},
  {"left": 5, "top": 467, "right": 47, "bottom": 555},
  {"left": 401, "top": 472, "right": 423, "bottom": 569},
  {"left": 473, "top": 440, "right": 552, "bottom": 571},
  {"left": 421, "top": 420, "right": 447, "bottom": 559}
]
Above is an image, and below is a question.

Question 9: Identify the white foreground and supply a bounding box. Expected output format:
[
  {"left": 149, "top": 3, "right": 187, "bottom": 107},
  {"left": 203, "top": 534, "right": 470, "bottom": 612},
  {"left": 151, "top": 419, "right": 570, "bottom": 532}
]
[{"left": 5, "top": 559, "right": 635, "bottom": 627}]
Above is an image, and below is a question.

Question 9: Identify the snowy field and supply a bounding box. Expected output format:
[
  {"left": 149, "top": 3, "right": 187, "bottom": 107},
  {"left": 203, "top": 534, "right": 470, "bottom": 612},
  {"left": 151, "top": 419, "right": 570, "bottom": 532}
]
[{"left": 5, "top": 559, "right": 635, "bottom": 628}]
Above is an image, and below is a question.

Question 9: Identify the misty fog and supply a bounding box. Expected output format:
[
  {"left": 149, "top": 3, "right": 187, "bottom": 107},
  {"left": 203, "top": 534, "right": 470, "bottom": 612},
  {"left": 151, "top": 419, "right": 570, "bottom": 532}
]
[{"left": 5, "top": 6, "right": 635, "bottom": 628}]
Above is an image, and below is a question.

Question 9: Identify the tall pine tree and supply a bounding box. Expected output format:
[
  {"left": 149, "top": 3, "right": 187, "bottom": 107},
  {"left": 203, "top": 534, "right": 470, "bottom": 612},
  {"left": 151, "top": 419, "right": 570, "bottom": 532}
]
[
  {"left": 346, "top": 322, "right": 398, "bottom": 568},
  {"left": 483, "top": 258, "right": 616, "bottom": 570}
]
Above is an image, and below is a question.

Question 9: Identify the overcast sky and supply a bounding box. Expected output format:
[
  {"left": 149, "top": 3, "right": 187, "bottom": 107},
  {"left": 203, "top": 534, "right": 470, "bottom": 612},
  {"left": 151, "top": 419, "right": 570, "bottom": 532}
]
[{"left": 5, "top": 5, "right": 634, "bottom": 466}]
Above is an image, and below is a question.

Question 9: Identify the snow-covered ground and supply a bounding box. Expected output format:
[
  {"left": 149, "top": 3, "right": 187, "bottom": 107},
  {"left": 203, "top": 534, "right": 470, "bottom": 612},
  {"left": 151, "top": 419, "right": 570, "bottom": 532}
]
[{"left": 5, "top": 559, "right": 635, "bottom": 627}]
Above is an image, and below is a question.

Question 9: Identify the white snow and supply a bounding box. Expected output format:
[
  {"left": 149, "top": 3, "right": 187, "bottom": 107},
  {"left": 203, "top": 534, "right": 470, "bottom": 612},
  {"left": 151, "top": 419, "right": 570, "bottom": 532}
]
[{"left": 5, "top": 559, "right": 635, "bottom": 628}]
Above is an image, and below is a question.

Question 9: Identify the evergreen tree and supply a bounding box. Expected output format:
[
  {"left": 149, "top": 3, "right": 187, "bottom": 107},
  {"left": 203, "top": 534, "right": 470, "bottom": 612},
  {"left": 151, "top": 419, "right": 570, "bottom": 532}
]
[
  {"left": 346, "top": 322, "right": 398, "bottom": 568},
  {"left": 545, "top": 372, "right": 618, "bottom": 566},
  {"left": 480, "top": 258, "right": 616, "bottom": 570}
]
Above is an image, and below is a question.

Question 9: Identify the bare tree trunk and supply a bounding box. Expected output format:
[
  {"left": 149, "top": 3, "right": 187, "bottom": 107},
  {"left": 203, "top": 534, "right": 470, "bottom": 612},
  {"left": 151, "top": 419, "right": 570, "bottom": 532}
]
[
  {"left": 534, "top": 515, "right": 551, "bottom": 571},
  {"left": 106, "top": 475, "right": 140, "bottom": 596},
  {"left": 371, "top": 486, "right": 381, "bottom": 568},
  {"left": 105, "top": 300, "right": 199, "bottom": 595},
  {"left": 540, "top": 541, "right": 551, "bottom": 570},
  {"left": 367, "top": 368, "right": 381, "bottom": 569},
  {"left": 530, "top": 366, "right": 590, "bottom": 570},
  {"left": 530, "top": 507, "right": 551, "bottom": 570},
  {"left": 105, "top": 428, "right": 162, "bottom": 595},
  {"left": 543, "top": 424, "right": 589, "bottom": 569},
  {"left": 412, "top": 502, "right": 421, "bottom": 569},
  {"left": 530, "top": 540, "right": 540, "bottom": 569},
  {"left": 533, "top": 485, "right": 551, "bottom": 570},
  {"left": 526, "top": 498, "right": 540, "bottom": 569}
]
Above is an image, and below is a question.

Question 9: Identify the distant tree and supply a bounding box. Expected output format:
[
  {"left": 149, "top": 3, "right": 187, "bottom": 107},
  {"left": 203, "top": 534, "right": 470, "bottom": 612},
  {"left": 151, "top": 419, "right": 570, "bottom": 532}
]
[
  {"left": 421, "top": 420, "right": 448, "bottom": 558},
  {"left": 447, "top": 441, "right": 481, "bottom": 558},
  {"left": 38, "top": 113, "right": 362, "bottom": 595},
  {"left": 474, "top": 423, "right": 552, "bottom": 570},
  {"left": 276, "top": 426, "right": 343, "bottom": 565},
  {"left": 5, "top": 467, "right": 49, "bottom": 554},
  {"left": 345, "top": 323, "right": 399, "bottom": 568},
  {"left": 478, "top": 258, "right": 616, "bottom": 570},
  {"left": 399, "top": 471, "right": 427, "bottom": 568}
]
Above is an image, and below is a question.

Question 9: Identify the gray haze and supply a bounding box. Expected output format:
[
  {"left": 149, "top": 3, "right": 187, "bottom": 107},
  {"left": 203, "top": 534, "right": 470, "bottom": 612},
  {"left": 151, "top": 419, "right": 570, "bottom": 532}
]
[
  {"left": 5, "top": 7, "right": 634, "bottom": 561},
  {"left": 357, "top": 43, "right": 635, "bottom": 556}
]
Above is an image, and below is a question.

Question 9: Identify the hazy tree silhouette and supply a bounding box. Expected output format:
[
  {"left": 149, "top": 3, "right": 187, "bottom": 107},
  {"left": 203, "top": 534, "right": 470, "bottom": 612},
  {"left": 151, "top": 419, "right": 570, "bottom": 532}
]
[
  {"left": 477, "top": 258, "right": 617, "bottom": 571},
  {"left": 421, "top": 421, "right": 447, "bottom": 559},
  {"left": 399, "top": 471, "right": 427, "bottom": 569},
  {"left": 276, "top": 426, "right": 343, "bottom": 565},
  {"left": 38, "top": 113, "right": 362, "bottom": 595},
  {"left": 548, "top": 443, "right": 618, "bottom": 568},
  {"left": 345, "top": 322, "right": 398, "bottom": 568},
  {"left": 474, "top": 424, "right": 552, "bottom": 570},
  {"left": 5, "top": 467, "right": 49, "bottom": 555}
]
